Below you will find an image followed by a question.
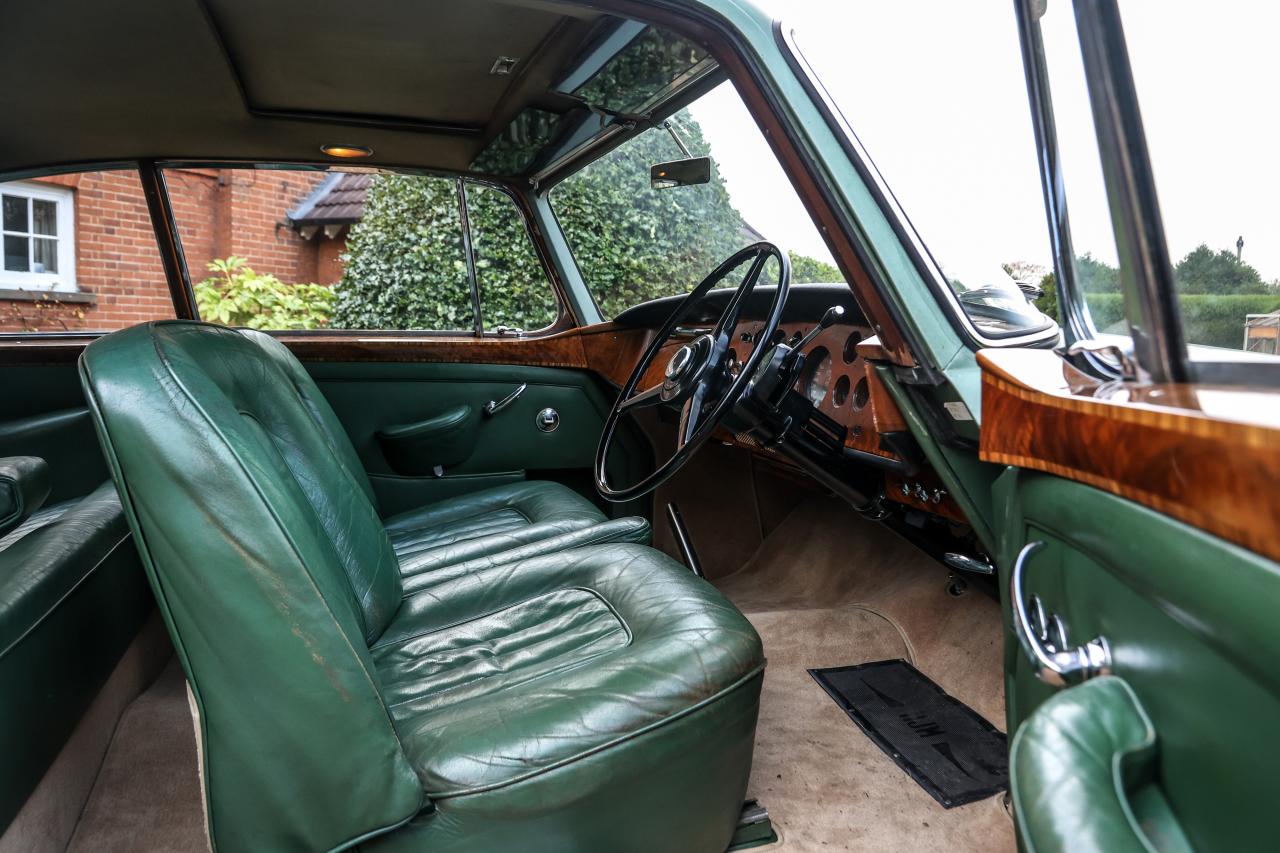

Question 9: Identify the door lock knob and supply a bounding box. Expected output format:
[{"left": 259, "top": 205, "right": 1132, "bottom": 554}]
[{"left": 536, "top": 407, "right": 559, "bottom": 432}]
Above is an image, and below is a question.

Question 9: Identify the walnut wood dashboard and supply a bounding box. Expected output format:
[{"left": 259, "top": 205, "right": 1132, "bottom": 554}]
[{"left": 579, "top": 320, "right": 967, "bottom": 524}]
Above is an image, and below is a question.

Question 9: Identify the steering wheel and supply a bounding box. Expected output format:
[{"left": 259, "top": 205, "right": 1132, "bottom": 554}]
[{"left": 594, "top": 242, "right": 790, "bottom": 502}]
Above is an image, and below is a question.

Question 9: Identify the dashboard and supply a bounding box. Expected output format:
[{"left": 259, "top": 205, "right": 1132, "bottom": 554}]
[{"left": 596, "top": 285, "right": 967, "bottom": 526}]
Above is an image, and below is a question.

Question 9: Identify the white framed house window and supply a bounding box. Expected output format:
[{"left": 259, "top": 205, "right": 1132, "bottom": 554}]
[{"left": 1, "top": 181, "right": 76, "bottom": 292}]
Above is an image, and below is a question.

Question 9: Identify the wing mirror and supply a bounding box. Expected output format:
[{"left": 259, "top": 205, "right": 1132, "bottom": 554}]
[{"left": 650, "top": 157, "right": 712, "bottom": 189}]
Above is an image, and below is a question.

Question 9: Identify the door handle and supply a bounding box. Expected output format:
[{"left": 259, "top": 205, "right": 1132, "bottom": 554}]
[
  {"left": 483, "top": 383, "right": 527, "bottom": 417},
  {"left": 1011, "top": 542, "right": 1112, "bottom": 688}
]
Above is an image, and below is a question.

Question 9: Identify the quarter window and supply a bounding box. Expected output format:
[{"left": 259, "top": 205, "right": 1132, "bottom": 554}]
[{"left": 0, "top": 182, "right": 75, "bottom": 291}]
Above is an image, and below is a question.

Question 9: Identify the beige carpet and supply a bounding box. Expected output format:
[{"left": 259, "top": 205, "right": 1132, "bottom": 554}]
[
  {"left": 716, "top": 497, "right": 1014, "bottom": 852},
  {"left": 66, "top": 658, "right": 207, "bottom": 853}
]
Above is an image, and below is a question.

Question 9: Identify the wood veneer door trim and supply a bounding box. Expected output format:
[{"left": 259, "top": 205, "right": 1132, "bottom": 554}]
[
  {"left": 979, "top": 348, "right": 1280, "bottom": 563},
  {"left": 0, "top": 326, "right": 596, "bottom": 368},
  {"left": 275, "top": 327, "right": 590, "bottom": 368}
]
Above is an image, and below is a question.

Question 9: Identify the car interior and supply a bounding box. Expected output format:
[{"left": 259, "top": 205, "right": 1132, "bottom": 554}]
[{"left": 2, "top": 1, "right": 1277, "bottom": 852}]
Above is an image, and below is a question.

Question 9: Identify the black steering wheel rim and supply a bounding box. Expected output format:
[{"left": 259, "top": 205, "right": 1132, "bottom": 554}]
[{"left": 594, "top": 242, "right": 791, "bottom": 502}]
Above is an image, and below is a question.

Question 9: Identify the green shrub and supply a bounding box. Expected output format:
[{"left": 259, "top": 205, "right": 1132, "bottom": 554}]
[
  {"left": 1085, "top": 292, "right": 1280, "bottom": 348},
  {"left": 196, "top": 257, "right": 334, "bottom": 329}
]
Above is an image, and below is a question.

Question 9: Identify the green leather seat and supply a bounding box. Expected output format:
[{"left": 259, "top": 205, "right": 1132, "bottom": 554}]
[
  {"left": 239, "top": 329, "right": 652, "bottom": 584},
  {"left": 80, "top": 321, "right": 764, "bottom": 853},
  {"left": 0, "top": 475, "right": 152, "bottom": 834}
]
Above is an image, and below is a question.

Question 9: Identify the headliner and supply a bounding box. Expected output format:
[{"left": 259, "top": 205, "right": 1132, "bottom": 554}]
[{"left": 0, "top": 0, "right": 716, "bottom": 182}]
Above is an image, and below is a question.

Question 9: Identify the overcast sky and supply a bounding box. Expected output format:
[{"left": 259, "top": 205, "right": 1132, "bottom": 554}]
[{"left": 690, "top": 1, "right": 1280, "bottom": 282}]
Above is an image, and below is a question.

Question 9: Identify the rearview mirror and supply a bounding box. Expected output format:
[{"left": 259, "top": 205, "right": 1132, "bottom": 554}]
[{"left": 651, "top": 157, "right": 712, "bottom": 189}]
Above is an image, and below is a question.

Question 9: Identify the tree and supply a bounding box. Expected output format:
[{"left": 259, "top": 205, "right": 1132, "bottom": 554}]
[
  {"left": 1075, "top": 252, "right": 1121, "bottom": 293},
  {"left": 1174, "top": 243, "right": 1268, "bottom": 295},
  {"left": 1032, "top": 271, "right": 1059, "bottom": 322},
  {"left": 550, "top": 110, "right": 749, "bottom": 318},
  {"left": 788, "top": 251, "right": 841, "bottom": 284}
]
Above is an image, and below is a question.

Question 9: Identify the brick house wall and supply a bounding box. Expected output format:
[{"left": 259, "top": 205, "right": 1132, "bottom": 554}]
[{"left": 0, "top": 167, "right": 333, "bottom": 332}]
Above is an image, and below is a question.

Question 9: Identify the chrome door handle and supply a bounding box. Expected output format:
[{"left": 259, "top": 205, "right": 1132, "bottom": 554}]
[
  {"left": 1011, "top": 542, "right": 1112, "bottom": 688},
  {"left": 483, "top": 383, "right": 527, "bottom": 417}
]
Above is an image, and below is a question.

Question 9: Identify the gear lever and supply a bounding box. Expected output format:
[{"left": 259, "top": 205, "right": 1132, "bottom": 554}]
[{"left": 790, "top": 305, "right": 845, "bottom": 354}]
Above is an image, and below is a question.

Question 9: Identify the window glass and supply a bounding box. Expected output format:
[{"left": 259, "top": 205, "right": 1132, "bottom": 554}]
[
  {"left": 775, "top": 2, "right": 1054, "bottom": 338},
  {"left": 551, "top": 80, "right": 844, "bottom": 318},
  {"left": 1117, "top": 2, "right": 1280, "bottom": 355},
  {"left": 0, "top": 170, "right": 176, "bottom": 333},
  {"left": 466, "top": 183, "right": 559, "bottom": 332},
  {"left": 330, "top": 173, "right": 472, "bottom": 331},
  {"left": 169, "top": 167, "right": 559, "bottom": 333},
  {"left": 2, "top": 184, "right": 70, "bottom": 281},
  {"left": 1035, "top": 2, "right": 1130, "bottom": 336}
]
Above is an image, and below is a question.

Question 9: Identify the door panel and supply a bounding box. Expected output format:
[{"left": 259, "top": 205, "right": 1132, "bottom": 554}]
[
  {"left": 300, "top": 360, "right": 650, "bottom": 516},
  {"left": 0, "top": 363, "right": 109, "bottom": 503},
  {"left": 982, "top": 340, "right": 1280, "bottom": 853},
  {"left": 996, "top": 467, "right": 1280, "bottom": 852}
]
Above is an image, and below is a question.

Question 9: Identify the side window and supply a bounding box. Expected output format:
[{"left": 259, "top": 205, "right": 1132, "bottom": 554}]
[
  {"left": 1034, "top": 2, "right": 1131, "bottom": 338},
  {"left": 1029, "top": 1, "right": 1280, "bottom": 366},
  {"left": 466, "top": 183, "right": 559, "bottom": 332},
  {"left": 167, "top": 166, "right": 559, "bottom": 333},
  {"left": 0, "top": 170, "right": 175, "bottom": 333}
]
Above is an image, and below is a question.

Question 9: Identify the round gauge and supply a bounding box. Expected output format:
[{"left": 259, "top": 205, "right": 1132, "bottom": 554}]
[{"left": 799, "top": 346, "right": 832, "bottom": 406}]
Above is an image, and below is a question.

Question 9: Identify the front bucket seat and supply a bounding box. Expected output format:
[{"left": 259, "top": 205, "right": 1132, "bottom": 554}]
[{"left": 80, "top": 321, "right": 764, "bottom": 853}]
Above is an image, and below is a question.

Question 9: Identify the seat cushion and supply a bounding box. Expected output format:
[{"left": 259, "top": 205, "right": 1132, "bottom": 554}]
[
  {"left": 368, "top": 543, "right": 765, "bottom": 853},
  {"left": 385, "top": 480, "right": 650, "bottom": 587}
]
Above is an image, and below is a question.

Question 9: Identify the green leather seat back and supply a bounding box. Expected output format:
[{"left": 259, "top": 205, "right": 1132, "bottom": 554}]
[
  {"left": 80, "top": 322, "right": 422, "bottom": 852},
  {"left": 239, "top": 329, "right": 381, "bottom": 511}
]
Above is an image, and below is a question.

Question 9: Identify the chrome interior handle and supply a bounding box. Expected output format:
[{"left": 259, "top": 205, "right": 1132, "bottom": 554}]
[
  {"left": 483, "top": 383, "right": 527, "bottom": 417},
  {"left": 1011, "top": 541, "right": 1112, "bottom": 688}
]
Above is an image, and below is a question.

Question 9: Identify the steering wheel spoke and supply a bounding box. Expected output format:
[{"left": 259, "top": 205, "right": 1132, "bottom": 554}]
[
  {"left": 619, "top": 383, "right": 664, "bottom": 412},
  {"left": 676, "top": 387, "right": 707, "bottom": 449},
  {"left": 711, "top": 248, "right": 769, "bottom": 343}
]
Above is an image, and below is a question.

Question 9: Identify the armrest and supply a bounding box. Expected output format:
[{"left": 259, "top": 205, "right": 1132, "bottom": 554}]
[
  {"left": 376, "top": 405, "right": 479, "bottom": 476},
  {"left": 0, "top": 456, "right": 51, "bottom": 539},
  {"left": 1010, "top": 676, "right": 1192, "bottom": 853}
]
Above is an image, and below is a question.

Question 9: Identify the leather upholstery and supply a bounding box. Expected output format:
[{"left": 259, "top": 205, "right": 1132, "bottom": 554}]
[
  {"left": 399, "top": 515, "right": 652, "bottom": 595},
  {"left": 1010, "top": 676, "right": 1191, "bottom": 853},
  {"left": 0, "top": 481, "right": 150, "bottom": 833},
  {"left": 370, "top": 544, "right": 763, "bottom": 852},
  {"left": 385, "top": 480, "right": 649, "bottom": 582},
  {"left": 81, "top": 321, "right": 762, "bottom": 852},
  {"left": 83, "top": 322, "right": 423, "bottom": 851},
  {"left": 376, "top": 404, "right": 480, "bottom": 475},
  {"left": 240, "top": 330, "right": 651, "bottom": 575},
  {"left": 0, "top": 456, "right": 51, "bottom": 538}
]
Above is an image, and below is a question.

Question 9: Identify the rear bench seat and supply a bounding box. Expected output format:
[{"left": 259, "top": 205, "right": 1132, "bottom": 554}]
[{"left": 0, "top": 458, "right": 152, "bottom": 835}]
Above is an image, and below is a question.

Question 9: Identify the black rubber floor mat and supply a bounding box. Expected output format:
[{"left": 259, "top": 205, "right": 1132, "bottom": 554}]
[{"left": 809, "top": 659, "right": 1008, "bottom": 808}]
